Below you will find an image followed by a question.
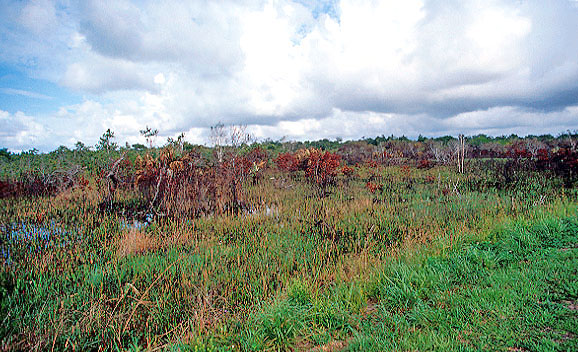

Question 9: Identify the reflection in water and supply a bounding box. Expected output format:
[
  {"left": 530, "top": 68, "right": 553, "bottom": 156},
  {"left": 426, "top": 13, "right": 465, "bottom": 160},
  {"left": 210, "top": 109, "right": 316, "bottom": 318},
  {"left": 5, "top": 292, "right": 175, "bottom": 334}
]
[{"left": 1, "top": 222, "right": 70, "bottom": 265}]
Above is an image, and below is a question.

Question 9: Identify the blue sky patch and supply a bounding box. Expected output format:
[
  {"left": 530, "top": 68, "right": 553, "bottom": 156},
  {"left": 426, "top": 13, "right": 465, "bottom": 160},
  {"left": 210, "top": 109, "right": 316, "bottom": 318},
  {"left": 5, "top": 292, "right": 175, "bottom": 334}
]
[{"left": 0, "top": 63, "right": 82, "bottom": 115}]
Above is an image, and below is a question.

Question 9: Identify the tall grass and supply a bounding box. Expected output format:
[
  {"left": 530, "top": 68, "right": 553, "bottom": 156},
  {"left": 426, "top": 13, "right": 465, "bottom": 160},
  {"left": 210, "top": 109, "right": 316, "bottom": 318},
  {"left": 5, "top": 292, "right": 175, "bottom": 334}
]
[{"left": 1, "top": 161, "right": 576, "bottom": 350}]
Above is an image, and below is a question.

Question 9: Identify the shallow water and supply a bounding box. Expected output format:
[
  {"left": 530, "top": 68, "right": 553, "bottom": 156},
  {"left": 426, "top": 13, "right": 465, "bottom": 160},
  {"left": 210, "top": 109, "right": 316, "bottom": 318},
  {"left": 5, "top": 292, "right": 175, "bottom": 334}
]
[
  {"left": 244, "top": 205, "right": 279, "bottom": 218},
  {"left": 119, "top": 213, "right": 153, "bottom": 231},
  {"left": 1, "top": 222, "right": 71, "bottom": 265}
]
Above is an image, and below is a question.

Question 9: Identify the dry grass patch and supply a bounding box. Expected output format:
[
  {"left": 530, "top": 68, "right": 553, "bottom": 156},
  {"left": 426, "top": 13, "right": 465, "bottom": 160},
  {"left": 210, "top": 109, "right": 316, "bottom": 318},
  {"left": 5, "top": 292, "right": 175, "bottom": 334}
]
[{"left": 115, "top": 229, "right": 157, "bottom": 258}]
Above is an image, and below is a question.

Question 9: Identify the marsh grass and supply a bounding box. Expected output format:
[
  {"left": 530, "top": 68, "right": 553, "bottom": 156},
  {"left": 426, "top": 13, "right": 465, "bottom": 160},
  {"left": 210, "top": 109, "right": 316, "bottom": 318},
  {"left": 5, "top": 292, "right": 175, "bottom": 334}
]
[{"left": 0, "top": 163, "right": 576, "bottom": 350}]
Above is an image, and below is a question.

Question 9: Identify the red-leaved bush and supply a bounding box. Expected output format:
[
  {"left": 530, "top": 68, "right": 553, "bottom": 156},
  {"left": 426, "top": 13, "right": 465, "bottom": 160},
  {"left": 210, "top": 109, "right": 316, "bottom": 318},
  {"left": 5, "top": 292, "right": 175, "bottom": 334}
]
[
  {"left": 365, "top": 181, "right": 383, "bottom": 194},
  {"left": 341, "top": 165, "right": 355, "bottom": 177},
  {"left": 417, "top": 159, "right": 433, "bottom": 169},
  {"left": 305, "top": 150, "right": 341, "bottom": 190},
  {"left": 130, "top": 147, "right": 258, "bottom": 217},
  {"left": 274, "top": 153, "right": 298, "bottom": 172},
  {"left": 535, "top": 147, "right": 578, "bottom": 188},
  {"left": 274, "top": 148, "right": 342, "bottom": 195},
  {"left": 1, "top": 167, "right": 85, "bottom": 199}
]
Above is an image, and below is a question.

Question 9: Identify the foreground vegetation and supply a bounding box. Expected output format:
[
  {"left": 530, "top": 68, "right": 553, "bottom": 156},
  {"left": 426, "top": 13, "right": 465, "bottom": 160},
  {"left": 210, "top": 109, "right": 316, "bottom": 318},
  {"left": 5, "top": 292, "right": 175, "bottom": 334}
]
[{"left": 1, "top": 131, "right": 577, "bottom": 350}]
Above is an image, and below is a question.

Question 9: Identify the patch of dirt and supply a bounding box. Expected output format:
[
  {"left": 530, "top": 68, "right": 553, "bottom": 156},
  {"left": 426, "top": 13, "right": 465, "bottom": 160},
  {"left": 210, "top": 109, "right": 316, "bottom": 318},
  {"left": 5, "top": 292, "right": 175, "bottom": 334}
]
[
  {"left": 309, "top": 339, "right": 348, "bottom": 352},
  {"left": 555, "top": 331, "right": 576, "bottom": 344},
  {"left": 562, "top": 300, "right": 578, "bottom": 311},
  {"left": 559, "top": 243, "right": 578, "bottom": 252},
  {"left": 361, "top": 300, "right": 379, "bottom": 317}
]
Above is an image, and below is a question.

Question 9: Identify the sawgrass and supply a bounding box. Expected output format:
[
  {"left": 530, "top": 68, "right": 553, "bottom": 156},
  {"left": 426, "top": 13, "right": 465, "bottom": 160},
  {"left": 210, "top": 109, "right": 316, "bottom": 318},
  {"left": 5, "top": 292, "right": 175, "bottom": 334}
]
[{"left": 1, "top": 164, "right": 576, "bottom": 350}]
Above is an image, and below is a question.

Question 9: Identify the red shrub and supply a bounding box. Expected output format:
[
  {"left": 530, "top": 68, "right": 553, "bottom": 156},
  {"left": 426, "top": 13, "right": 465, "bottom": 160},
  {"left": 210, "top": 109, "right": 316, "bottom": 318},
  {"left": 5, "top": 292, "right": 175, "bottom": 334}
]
[
  {"left": 365, "top": 181, "right": 383, "bottom": 194},
  {"left": 275, "top": 153, "right": 299, "bottom": 172},
  {"left": 1, "top": 168, "right": 84, "bottom": 199},
  {"left": 341, "top": 165, "right": 355, "bottom": 177},
  {"left": 417, "top": 159, "right": 433, "bottom": 169},
  {"left": 506, "top": 141, "right": 531, "bottom": 159},
  {"left": 246, "top": 146, "right": 268, "bottom": 165},
  {"left": 424, "top": 175, "right": 436, "bottom": 184},
  {"left": 305, "top": 151, "right": 341, "bottom": 189},
  {"left": 401, "top": 165, "right": 412, "bottom": 176},
  {"left": 275, "top": 149, "right": 341, "bottom": 195},
  {"left": 366, "top": 160, "right": 379, "bottom": 168},
  {"left": 79, "top": 175, "right": 90, "bottom": 188},
  {"left": 132, "top": 148, "right": 254, "bottom": 217},
  {"left": 0, "top": 180, "right": 16, "bottom": 198},
  {"left": 536, "top": 148, "right": 550, "bottom": 161},
  {"left": 536, "top": 147, "right": 578, "bottom": 188}
]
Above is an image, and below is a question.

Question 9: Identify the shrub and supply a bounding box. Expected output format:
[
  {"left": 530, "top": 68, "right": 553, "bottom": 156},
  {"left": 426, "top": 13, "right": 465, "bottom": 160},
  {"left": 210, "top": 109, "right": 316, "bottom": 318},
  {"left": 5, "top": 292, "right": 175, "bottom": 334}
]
[
  {"left": 274, "top": 153, "right": 298, "bottom": 172},
  {"left": 536, "top": 147, "right": 578, "bottom": 188},
  {"left": 365, "top": 181, "right": 383, "bottom": 194},
  {"left": 0, "top": 167, "right": 84, "bottom": 199},
  {"left": 341, "top": 165, "right": 355, "bottom": 177},
  {"left": 131, "top": 147, "right": 254, "bottom": 218},
  {"left": 305, "top": 150, "right": 341, "bottom": 193},
  {"left": 417, "top": 159, "right": 433, "bottom": 169}
]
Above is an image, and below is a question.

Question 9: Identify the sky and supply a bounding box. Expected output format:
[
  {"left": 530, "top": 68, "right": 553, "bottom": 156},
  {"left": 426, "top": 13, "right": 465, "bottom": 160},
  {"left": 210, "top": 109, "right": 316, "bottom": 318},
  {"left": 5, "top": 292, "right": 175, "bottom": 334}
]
[{"left": 1, "top": 0, "right": 578, "bottom": 152}]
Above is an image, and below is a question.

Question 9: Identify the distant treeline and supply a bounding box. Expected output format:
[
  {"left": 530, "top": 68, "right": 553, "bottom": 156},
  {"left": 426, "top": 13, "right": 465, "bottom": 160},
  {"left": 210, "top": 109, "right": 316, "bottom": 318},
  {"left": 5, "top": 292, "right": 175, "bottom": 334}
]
[
  {"left": 0, "top": 128, "right": 576, "bottom": 200},
  {"left": 1, "top": 129, "right": 577, "bottom": 180},
  {"left": 1, "top": 130, "right": 577, "bottom": 160}
]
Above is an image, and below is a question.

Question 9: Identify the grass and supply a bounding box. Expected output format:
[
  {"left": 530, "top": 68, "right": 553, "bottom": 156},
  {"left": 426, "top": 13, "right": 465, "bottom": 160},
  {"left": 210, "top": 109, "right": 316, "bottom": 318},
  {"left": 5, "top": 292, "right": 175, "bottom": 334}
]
[
  {"left": 186, "top": 210, "right": 575, "bottom": 352},
  {"left": 1, "top": 163, "right": 577, "bottom": 350},
  {"left": 350, "top": 215, "right": 578, "bottom": 351}
]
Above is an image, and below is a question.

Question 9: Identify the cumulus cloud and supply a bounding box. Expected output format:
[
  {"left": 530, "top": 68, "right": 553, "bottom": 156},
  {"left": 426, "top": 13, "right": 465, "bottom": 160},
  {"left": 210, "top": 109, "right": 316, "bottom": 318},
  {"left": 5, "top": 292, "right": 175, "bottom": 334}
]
[
  {"left": 1, "top": 0, "right": 578, "bottom": 151},
  {"left": 77, "top": 0, "right": 248, "bottom": 74},
  {"left": 61, "top": 55, "right": 159, "bottom": 93},
  {"left": 19, "top": 0, "right": 59, "bottom": 35},
  {"left": 248, "top": 106, "right": 578, "bottom": 142},
  {"left": 0, "top": 110, "right": 47, "bottom": 150}
]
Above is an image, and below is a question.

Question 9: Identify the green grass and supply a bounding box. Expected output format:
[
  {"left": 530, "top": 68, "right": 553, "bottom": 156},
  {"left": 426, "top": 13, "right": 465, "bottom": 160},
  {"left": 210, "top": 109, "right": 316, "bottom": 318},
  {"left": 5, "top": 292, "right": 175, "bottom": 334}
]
[
  {"left": 208, "top": 213, "right": 577, "bottom": 351},
  {"left": 352, "top": 215, "right": 578, "bottom": 351},
  {"left": 1, "top": 164, "right": 577, "bottom": 350}
]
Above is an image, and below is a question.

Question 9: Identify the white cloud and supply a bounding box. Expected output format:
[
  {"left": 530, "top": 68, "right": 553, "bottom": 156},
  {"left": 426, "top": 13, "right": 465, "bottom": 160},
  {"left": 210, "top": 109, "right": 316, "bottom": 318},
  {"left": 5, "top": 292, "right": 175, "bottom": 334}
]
[
  {"left": 2, "top": 0, "right": 578, "bottom": 151},
  {"left": 0, "top": 110, "right": 47, "bottom": 151},
  {"left": 249, "top": 105, "right": 578, "bottom": 142},
  {"left": 19, "top": 0, "right": 58, "bottom": 35},
  {"left": 61, "top": 55, "right": 159, "bottom": 93},
  {"left": 0, "top": 88, "right": 52, "bottom": 100}
]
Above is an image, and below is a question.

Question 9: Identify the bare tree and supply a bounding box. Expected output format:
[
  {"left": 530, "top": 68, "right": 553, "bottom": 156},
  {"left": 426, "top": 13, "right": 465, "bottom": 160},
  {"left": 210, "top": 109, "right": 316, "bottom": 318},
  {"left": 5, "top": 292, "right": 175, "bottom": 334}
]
[
  {"left": 210, "top": 123, "right": 252, "bottom": 162},
  {"left": 525, "top": 138, "right": 546, "bottom": 158},
  {"left": 430, "top": 141, "right": 451, "bottom": 164},
  {"left": 229, "top": 125, "right": 252, "bottom": 148},
  {"left": 451, "top": 135, "right": 467, "bottom": 173},
  {"left": 140, "top": 126, "right": 159, "bottom": 149},
  {"left": 167, "top": 133, "right": 186, "bottom": 153},
  {"left": 210, "top": 123, "right": 227, "bottom": 163}
]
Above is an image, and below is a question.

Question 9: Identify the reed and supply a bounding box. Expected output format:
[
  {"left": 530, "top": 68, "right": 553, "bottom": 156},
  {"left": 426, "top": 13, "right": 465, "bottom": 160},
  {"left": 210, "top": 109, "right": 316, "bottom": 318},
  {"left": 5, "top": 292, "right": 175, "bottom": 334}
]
[{"left": 0, "top": 144, "right": 576, "bottom": 350}]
